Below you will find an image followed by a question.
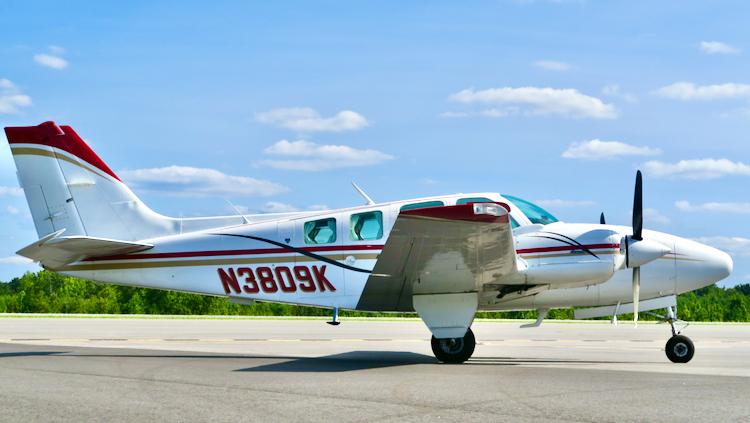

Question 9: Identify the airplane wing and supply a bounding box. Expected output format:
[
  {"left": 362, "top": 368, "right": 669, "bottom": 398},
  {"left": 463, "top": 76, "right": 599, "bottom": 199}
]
[
  {"left": 357, "top": 203, "right": 517, "bottom": 311},
  {"left": 17, "top": 230, "right": 153, "bottom": 269}
]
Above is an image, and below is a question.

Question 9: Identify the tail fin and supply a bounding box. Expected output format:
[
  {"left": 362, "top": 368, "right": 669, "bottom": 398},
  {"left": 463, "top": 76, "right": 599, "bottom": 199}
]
[{"left": 4, "top": 121, "right": 177, "bottom": 241}]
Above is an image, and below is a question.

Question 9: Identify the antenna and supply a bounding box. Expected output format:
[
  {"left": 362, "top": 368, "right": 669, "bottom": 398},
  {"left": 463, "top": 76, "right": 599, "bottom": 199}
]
[
  {"left": 351, "top": 182, "right": 375, "bottom": 205},
  {"left": 224, "top": 199, "right": 250, "bottom": 224}
]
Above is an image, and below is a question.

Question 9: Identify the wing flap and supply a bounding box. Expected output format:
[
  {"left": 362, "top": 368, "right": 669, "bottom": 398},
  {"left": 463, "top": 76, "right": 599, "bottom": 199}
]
[
  {"left": 17, "top": 230, "right": 153, "bottom": 269},
  {"left": 357, "top": 203, "right": 517, "bottom": 311}
]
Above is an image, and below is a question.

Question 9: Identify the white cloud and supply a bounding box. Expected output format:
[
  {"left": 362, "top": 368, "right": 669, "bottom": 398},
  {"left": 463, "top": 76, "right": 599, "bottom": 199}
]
[
  {"left": 654, "top": 82, "right": 750, "bottom": 101},
  {"left": 0, "top": 256, "right": 35, "bottom": 265},
  {"left": 562, "top": 139, "right": 661, "bottom": 160},
  {"left": 5, "top": 205, "right": 19, "bottom": 215},
  {"left": 602, "top": 84, "right": 637, "bottom": 103},
  {"left": 534, "top": 199, "right": 596, "bottom": 208},
  {"left": 256, "top": 107, "right": 368, "bottom": 132},
  {"left": 699, "top": 41, "right": 741, "bottom": 55},
  {"left": 691, "top": 236, "right": 750, "bottom": 257},
  {"left": 644, "top": 208, "right": 671, "bottom": 225},
  {"left": 449, "top": 87, "right": 617, "bottom": 119},
  {"left": 261, "top": 201, "right": 299, "bottom": 213},
  {"left": 0, "top": 78, "right": 32, "bottom": 114},
  {"left": 120, "top": 166, "right": 288, "bottom": 197},
  {"left": 0, "top": 186, "right": 23, "bottom": 197},
  {"left": 534, "top": 60, "right": 571, "bottom": 71},
  {"left": 33, "top": 53, "right": 68, "bottom": 70},
  {"left": 676, "top": 201, "right": 750, "bottom": 214},
  {"left": 644, "top": 159, "right": 750, "bottom": 179},
  {"left": 261, "top": 139, "right": 393, "bottom": 171}
]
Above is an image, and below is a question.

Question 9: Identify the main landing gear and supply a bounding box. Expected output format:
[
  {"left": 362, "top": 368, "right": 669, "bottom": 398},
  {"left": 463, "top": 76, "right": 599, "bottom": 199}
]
[
  {"left": 431, "top": 328, "right": 476, "bottom": 364},
  {"left": 663, "top": 306, "right": 694, "bottom": 363}
]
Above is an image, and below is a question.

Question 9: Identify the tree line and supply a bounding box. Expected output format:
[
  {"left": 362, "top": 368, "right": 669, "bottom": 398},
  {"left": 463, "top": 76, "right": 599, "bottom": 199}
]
[{"left": 1, "top": 271, "right": 749, "bottom": 321}]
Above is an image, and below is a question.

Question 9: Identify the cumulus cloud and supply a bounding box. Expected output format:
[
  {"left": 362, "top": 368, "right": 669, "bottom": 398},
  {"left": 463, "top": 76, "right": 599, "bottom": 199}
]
[
  {"left": 0, "top": 256, "right": 35, "bottom": 265},
  {"left": 675, "top": 201, "right": 750, "bottom": 214},
  {"left": 644, "top": 208, "right": 671, "bottom": 225},
  {"left": 644, "top": 159, "right": 750, "bottom": 179},
  {"left": 562, "top": 139, "right": 661, "bottom": 160},
  {"left": 256, "top": 107, "right": 368, "bottom": 132},
  {"left": 602, "top": 84, "right": 637, "bottom": 103},
  {"left": 261, "top": 139, "right": 393, "bottom": 171},
  {"left": 534, "top": 199, "right": 595, "bottom": 208},
  {"left": 120, "top": 166, "right": 288, "bottom": 197},
  {"left": 5, "top": 205, "right": 20, "bottom": 215},
  {"left": 0, "top": 79, "right": 32, "bottom": 114},
  {"left": 534, "top": 60, "right": 571, "bottom": 71},
  {"left": 0, "top": 186, "right": 23, "bottom": 197},
  {"left": 691, "top": 236, "right": 750, "bottom": 257},
  {"left": 699, "top": 41, "right": 741, "bottom": 55},
  {"left": 449, "top": 87, "right": 617, "bottom": 119},
  {"left": 33, "top": 53, "right": 68, "bottom": 70},
  {"left": 654, "top": 82, "right": 750, "bottom": 101},
  {"left": 261, "top": 201, "right": 300, "bottom": 213}
]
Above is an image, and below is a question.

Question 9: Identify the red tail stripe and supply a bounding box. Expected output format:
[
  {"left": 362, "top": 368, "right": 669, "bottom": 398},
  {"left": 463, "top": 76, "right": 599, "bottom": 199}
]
[
  {"left": 4, "top": 121, "right": 121, "bottom": 182},
  {"left": 84, "top": 244, "right": 385, "bottom": 262},
  {"left": 516, "top": 243, "right": 620, "bottom": 254}
]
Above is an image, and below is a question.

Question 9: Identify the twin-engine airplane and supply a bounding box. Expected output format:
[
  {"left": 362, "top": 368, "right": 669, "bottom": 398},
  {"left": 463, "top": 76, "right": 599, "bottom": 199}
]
[{"left": 4, "top": 122, "right": 733, "bottom": 363}]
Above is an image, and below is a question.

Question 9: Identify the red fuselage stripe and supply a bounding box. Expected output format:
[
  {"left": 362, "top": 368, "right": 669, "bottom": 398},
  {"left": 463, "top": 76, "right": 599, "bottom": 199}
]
[
  {"left": 85, "top": 244, "right": 386, "bottom": 262},
  {"left": 85, "top": 242, "right": 620, "bottom": 262}
]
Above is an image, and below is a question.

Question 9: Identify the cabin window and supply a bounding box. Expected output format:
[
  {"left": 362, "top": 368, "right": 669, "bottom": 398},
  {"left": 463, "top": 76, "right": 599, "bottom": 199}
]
[
  {"left": 456, "top": 197, "right": 493, "bottom": 205},
  {"left": 350, "top": 211, "right": 383, "bottom": 241},
  {"left": 400, "top": 200, "right": 444, "bottom": 211},
  {"left": 303, "top": 218, "right": 337, "bottom": 244}
]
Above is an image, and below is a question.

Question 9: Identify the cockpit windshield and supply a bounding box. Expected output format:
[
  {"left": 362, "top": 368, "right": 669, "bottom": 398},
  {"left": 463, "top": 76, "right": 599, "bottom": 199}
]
[{"left": 502, "top": 194, "right": 559, "bottom": 225}]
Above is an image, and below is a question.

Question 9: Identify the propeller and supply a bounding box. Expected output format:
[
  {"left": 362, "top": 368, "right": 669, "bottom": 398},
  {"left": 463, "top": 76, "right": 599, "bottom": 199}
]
[{"left": 631, "top": 170, "right": 642, "bottom": 326}]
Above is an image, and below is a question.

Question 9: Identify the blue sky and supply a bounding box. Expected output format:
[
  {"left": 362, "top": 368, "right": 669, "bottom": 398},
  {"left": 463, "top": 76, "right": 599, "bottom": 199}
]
[{"left": 1, "top": 1, "right": 749, "bottom": 286}]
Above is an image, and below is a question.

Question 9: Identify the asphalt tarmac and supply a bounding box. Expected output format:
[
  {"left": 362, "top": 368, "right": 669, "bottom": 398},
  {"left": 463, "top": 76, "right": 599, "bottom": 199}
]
[{"left": 1, "top": 317, "right": 749, "bottom": 422}]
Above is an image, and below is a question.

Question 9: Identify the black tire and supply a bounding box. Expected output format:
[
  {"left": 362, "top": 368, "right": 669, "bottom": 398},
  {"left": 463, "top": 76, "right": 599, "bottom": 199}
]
[
  {"left": 431, "top": 328, "right": 476, "bottom": 364},
  {"left": 665, "top": 335, "right": 694, "bottom": 363}
]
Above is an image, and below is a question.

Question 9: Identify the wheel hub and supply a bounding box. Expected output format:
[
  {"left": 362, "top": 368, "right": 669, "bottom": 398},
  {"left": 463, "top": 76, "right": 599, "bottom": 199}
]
[
  {"left": 673, "top": 342, "right": 689, "bottom": 358},
  {"left": 440, "top": 338, "right": 464, "bottom": 354}
]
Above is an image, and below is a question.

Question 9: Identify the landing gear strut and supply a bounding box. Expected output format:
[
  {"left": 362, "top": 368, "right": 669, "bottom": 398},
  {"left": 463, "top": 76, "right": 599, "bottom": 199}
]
[
  {"left": 664, "top": 306, "right": 694, "bottom": 363},
  {"left": 431, "top": 328, "right": 476, "bottom": 364}
]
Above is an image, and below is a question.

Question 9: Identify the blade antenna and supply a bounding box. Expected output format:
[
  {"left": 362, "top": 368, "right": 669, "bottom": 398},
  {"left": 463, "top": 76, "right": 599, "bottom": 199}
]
[
  {"left": 599, "top": 212, "right": 606, "bottom": 225},
  {"left": 351, "top": 182, "right": 375, "bottom": 206},
  {"left": 225, "top": 199, "right": 250, "bottom": 225}
]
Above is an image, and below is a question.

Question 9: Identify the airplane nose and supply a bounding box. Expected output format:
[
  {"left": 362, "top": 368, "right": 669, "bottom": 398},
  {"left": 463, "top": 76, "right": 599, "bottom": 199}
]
[{"left": 708, "top": 248, "right": 733, "bottom": 281}]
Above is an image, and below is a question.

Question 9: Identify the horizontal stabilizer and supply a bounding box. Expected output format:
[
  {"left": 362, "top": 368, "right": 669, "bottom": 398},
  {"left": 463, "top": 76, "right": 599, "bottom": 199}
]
[
  {"left": 574, "top": 295, "right": 676, "bottom": 320},
  {"left": 17, "top": 231, "right": 153, "bottom": 269}
]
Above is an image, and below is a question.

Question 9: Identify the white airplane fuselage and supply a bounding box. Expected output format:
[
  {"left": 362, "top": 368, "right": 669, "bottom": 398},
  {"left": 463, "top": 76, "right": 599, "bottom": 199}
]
[{"left": 55, "top": 192, "right": 731, "bottom": 313}]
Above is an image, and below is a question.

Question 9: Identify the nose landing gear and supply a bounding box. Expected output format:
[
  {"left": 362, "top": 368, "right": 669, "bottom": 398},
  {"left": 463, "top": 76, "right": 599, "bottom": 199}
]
[{"left": 664, "top": 306, "right": 694, "bottom": 363}]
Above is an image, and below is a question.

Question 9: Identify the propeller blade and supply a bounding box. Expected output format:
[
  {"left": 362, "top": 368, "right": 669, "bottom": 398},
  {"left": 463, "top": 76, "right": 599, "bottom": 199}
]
[
  {"left": 632, "top": 266, "right": 640, "bottom": 326},
  {"left": 599, "top": 212, "right": 606, "bottom": 225},
  {"left": 632, "top": 170, "right": 643, "bottom": 241}
]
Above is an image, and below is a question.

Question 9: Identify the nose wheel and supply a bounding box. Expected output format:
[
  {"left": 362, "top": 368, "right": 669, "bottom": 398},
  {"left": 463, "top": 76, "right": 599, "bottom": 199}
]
[
  {"left": 666, "top": 334, "right": 694, "bottom": 363},
  {"left": 431, "top": 328, "right": 476, "bottom": 364},
  {"left": 663, "top": 306, "right": 694, "bottom": 363}
]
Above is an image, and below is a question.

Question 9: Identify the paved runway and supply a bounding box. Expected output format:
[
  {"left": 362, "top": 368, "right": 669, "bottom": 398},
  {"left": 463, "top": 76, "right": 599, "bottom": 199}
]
[{"left": 1, "top": 317, "right": 749, "bottom": 422}]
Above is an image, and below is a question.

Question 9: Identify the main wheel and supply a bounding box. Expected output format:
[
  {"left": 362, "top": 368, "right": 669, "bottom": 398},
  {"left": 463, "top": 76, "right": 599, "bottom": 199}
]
[
  {"left": 665, "top": 334, "right": 694, "bottom": 363},
  {"left": 431, "top": 328, "right": 476, "bottom": 364}
]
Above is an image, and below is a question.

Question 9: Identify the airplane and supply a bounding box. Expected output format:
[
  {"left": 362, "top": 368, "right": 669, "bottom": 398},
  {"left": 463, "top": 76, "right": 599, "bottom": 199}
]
[{"left": 3, "top": 121, "right": 733, "bottom": 364}]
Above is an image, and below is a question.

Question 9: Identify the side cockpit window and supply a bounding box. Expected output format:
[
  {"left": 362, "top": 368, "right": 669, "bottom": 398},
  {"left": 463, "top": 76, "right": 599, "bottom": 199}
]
[
  {"left": 400, "top": 200, "right": 444, "bottom": 211},
  {"left": 304, "top": 218, "right": 337, "bottom": 244},
  {"left": 350, "top": 211, "right": 383, "bottom": 241}
]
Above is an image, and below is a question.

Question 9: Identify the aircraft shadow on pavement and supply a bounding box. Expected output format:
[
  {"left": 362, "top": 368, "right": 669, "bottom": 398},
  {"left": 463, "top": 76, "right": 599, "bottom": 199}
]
[
  {"left": 236, "top": 350, "right": 436, "bottom": 373},
  {"left": 0, "top": 350, "right": 67, "bottom": 358}
]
